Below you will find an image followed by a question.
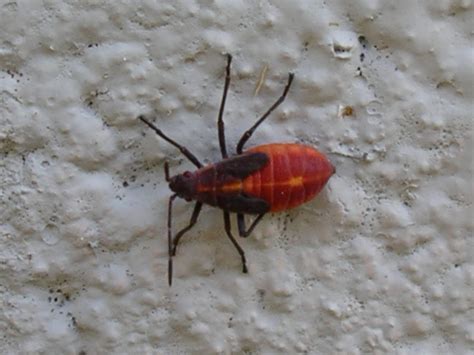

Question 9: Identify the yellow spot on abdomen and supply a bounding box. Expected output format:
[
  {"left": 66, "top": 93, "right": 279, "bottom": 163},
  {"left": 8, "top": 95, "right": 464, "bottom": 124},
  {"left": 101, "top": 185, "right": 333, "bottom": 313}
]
[{"left": 289, "top": 176, "right": 303, "bottom": 187}]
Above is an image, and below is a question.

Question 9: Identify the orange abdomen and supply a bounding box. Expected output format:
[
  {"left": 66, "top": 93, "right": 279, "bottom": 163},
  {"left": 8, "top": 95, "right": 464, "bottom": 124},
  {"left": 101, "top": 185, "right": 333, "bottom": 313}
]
[{"left": 243, "top": 143, "right": 335, "bottom": 212}]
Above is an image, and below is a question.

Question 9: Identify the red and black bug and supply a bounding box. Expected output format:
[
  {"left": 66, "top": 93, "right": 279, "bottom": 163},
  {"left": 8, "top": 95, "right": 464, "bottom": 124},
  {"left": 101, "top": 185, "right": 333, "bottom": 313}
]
[{"left": 139, "top": 54, "right": 335, "bottom": 285}]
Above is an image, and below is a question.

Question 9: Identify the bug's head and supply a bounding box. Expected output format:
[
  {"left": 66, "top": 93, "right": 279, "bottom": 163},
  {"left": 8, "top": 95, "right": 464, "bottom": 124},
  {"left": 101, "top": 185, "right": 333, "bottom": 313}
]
[{"left": 169, "top": 171, "right": 196, "bottom": 201}]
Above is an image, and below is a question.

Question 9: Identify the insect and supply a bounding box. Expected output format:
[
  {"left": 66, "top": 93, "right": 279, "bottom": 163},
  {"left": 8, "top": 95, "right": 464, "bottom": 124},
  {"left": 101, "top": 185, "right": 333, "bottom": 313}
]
[{"left": 139, "top": 54, "right": 335, "bottom": 285}]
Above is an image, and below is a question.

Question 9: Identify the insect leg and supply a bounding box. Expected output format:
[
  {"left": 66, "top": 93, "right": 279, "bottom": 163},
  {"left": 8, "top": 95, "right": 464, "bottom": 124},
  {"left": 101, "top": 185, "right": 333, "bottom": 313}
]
[
  {"left": 237, "top": 213, "right": 266, "bottom": 238},
  {"left": 223, "top": 212, "right": 248, "bottom": 273},
  {"left": 164, "top": 161, "right": 170, "bottom": 181},
  {"left": 168, "top": 194, "right": 178, "bottom": 286},
  {"left": 237, "top": 213, "right": 246, "bottom": 236},
  {"left": 236, "top": 73, "right": 294, "bottom": 154},
  {"left": 172, "top": 202, "right": 203, "bottom": 256},
  {"left": 217, "top": 54, "right": 232, "bottom": 158},
  {"left": 138, "top": 115, "right": 203, "bottom": 168}
]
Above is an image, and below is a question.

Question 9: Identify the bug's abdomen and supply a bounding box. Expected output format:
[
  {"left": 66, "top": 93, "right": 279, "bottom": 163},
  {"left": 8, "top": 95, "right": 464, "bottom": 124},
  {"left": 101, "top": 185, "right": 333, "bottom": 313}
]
[{"left": 243, "top": 143, "right": 335, "bottom": 212}]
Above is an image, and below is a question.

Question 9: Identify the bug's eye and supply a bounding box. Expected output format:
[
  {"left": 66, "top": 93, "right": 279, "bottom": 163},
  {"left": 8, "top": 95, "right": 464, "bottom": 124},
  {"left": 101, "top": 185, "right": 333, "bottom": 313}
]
[{"left": 183, "top": 171, "right": 192, "bottom": 178}]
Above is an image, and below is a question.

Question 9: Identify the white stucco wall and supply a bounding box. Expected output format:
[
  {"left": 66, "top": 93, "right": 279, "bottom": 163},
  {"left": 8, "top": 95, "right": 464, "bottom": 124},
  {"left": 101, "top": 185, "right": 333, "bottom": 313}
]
[{"left": 1, "top": 1, "right": 472, "bottom": 354}]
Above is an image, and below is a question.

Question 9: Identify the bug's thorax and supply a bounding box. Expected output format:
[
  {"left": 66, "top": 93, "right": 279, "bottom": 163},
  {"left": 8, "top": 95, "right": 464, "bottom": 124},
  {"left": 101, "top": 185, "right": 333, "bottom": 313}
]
[{"left": 169, "top": 171, "right": 198, "bottom": 201}]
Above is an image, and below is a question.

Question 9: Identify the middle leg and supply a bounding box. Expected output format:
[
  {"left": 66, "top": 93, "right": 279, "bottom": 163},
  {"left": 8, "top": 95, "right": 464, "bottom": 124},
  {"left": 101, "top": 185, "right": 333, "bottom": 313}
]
[
  {"left": 223, "top": 211, "right": 248, "bottom": 273},
  {"left": 217, "top": 54, "right": 232, "bottom": 159}
]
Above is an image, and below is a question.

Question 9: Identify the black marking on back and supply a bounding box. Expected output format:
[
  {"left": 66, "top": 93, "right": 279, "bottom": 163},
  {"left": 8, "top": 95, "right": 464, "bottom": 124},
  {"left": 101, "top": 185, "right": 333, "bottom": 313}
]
[
  {"left": 217, "top": 193, "right": 270, "bottom": 214},
  {"left": 215, "top": 152, "right": 268, "bottom": 179}
]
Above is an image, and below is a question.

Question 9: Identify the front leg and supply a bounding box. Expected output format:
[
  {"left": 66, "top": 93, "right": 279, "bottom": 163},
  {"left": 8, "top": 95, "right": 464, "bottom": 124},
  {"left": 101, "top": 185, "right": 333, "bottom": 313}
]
[
  {"left": 167, "top": 194, "right": 178, "bottom": 286},
  {"left": 172, "top": 202, "right": 203, "bottom": 256}
]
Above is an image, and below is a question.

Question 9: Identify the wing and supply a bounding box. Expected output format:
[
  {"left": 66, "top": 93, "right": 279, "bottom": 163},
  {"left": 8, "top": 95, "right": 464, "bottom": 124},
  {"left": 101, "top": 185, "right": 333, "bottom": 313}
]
[
  {"left": 215, "top": 152, "right": 269, "bottom": 179},
  {"left": 214, "top": 152, "right": 270, "bottom": 214},
  {"left": 217, "top": 193, "right": 270, "bottom": 215}
]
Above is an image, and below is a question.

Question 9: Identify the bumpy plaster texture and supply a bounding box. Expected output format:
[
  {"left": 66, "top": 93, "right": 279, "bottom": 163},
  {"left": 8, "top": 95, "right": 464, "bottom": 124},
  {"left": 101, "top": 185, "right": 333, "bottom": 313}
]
[{"left": 1, "top": 1, "right": 473, "bottom": 354}]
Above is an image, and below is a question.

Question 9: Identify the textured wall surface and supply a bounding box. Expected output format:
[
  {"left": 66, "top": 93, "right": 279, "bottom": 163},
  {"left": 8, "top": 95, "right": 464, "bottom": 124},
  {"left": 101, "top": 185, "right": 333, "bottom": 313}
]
[{"left": 1, "top": 1, "right": 473, "bottom": 354}]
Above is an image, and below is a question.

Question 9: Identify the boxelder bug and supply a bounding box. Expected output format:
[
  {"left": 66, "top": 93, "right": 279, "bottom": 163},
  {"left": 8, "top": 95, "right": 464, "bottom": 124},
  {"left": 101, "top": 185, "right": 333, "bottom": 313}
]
[{"left": 138, "top": 54, "right": 335, "bottom": 285}]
